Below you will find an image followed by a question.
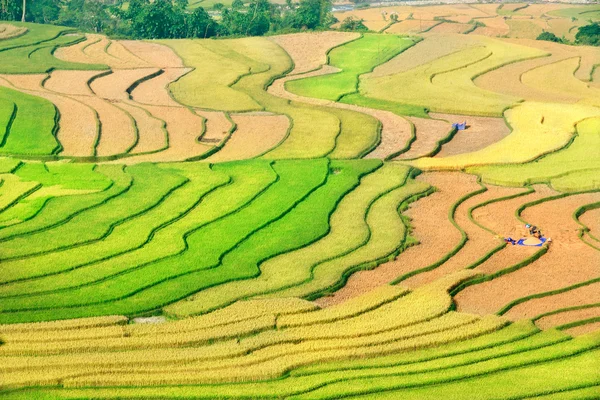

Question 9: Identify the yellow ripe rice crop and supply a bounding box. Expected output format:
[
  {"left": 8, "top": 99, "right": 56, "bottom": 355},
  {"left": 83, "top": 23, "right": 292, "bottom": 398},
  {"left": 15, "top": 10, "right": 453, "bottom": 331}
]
[
  {"left": 278, "top": 285, "right": 409, "bottom": 328},
  {"left": 362, "top": 37, "right": 545, "bottom": 116},
  {"left": 0, "top": 315, "right": 127, "bottom": 334},
  {"left": 413, "top": 101, "right": 600, "bottom": 170}
]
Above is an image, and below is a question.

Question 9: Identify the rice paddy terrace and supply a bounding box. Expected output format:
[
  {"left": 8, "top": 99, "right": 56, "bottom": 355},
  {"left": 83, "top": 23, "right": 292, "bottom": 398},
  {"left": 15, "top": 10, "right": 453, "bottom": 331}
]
[{"left": 0, "top": 3, "right": 599, "bottom": 397}]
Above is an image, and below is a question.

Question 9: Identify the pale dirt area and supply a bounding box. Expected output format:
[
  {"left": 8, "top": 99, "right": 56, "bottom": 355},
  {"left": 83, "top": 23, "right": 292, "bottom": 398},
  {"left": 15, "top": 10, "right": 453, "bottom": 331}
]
[
  {"left": 130, "top": 68, "right": 191, "bottom": 107},
  {"left": 194, "top": 110, "right": 233, "bottom": 145},
  {"left": 117, "top": 102, "right": 167, "bottom": 155},
  {"left": 269, "top": 32, "right": 360, "bottom": 75},
  {"left": 505, "top": 281, "right": 600, "bottom": 320},
  {"left": 269, "top": 66, "right": 413, "bottom": 160},
  {"left": 402, "top": 184, "right": 527, "bottom": 288},
  {"left": 119, "top": 40, "right": 185, "bottom": 68},
  {"left": 316, "top": 172, "right": 478, "bottom": 307},
  {"left": 394, "top": 117, "right": 452, "bottom": 160},
  {"left": 73, "top": 96, "right": 137, "bottom": 157},
  {"left": 370, "top": 34, "right": 478, "bottom": 78},
  {"left": 385, "top": 20, "right": 440, "bottom": 34},
  {"left": 90, "top": 68, "right": 160, "bottom": 101},
  {"left": 433, "top": 113, "right": 511, "bottom": 157},
  {"left": 580, "top": 208, "right": 600, "bottom": 242},
  {"left": 0, "top": 24, "right": 27, "bottom": 40},
  {"left": 44, "top": 70, "right": 101, "bottom": 96},
  {"left": 428, "top": 22, "right": 472, "bottom": 34},
  {"left": 563, "top": 321, "right": 600, "bottom": 336},
  {"left": 0, "top": 75, "right": 97, "bottom": 157},
  {"left": 111, "top": 105, "right": 211, "bottom": 163},
  {"left": 55, "top": 34, "right": 151, "bottom": 69},
  {"left": 205, "top": 114, "right": 289, "bottom": 163},
  {"left": 536, "top": 307, "right": 600, "bottom": 330},
  {"left": 456, "top": 191, "right": 600, "bottom": 318},
  {"left": 444, "top": 15, "right": 475, "bottom": 23}
]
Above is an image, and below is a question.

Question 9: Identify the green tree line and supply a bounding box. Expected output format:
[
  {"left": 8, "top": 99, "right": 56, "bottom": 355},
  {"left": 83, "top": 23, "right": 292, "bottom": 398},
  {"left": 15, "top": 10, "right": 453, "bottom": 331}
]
[{"left": 0, "top": 0, "right": 339, "bottom": 39}]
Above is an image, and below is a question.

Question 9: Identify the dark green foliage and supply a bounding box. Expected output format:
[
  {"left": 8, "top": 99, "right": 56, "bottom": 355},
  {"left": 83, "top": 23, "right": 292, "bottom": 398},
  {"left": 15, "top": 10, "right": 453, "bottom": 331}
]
[
  {"left": 536, "top": 31, "right": 563, "bottom": 43},
  {"left": 340, "top": 16, "right": 368, "bottom": 31},
  {"left": 576, "top": 22, "right": 600, "bottom": 45}
]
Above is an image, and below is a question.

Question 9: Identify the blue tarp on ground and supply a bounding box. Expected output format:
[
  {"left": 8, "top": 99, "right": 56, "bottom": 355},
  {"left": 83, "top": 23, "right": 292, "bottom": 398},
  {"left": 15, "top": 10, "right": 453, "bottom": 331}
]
[{"left": 452, "top": 122, "right": 467, "bottom": 130}]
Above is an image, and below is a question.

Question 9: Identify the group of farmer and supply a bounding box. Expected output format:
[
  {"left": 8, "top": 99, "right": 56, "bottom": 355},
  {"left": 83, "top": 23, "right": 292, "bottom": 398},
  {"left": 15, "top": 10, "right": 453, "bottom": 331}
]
[{"left": 504, "top": 224, "right": 545, "bottom": 246}]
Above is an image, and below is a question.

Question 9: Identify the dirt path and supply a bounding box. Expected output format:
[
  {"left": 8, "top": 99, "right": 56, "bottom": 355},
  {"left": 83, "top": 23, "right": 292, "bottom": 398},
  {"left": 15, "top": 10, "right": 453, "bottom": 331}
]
[
  {"left": 394, "top": 117, "right": 452, "bottom": 160},
  {"left": 316, "top": 172, "right": 478, "bottom": 307},
  {"left": 269, "top": 66, "right": 413, "bottom": 160},
  {"left": 432, "top": 113, "right": 511, "bottom": 157},
  {"left": 0, "top": 75, "right": 97, "bottom": 157},
  {"left": 205, "top": 114, "right": 289, "bottom": 163},
  {"left": 504, "top": 282, "right": 600, "bottom": 321},
  {"left": 130, "top": 68, "right": 191, "bottom": 107},
  {"left": 402, "top": 184, "right": 528, "bottom": 288},
  {"left": 269, "top": 32, "right": 360, "bottom": 75},
  {"left": 455, "top": 191, "right": 600, "bottom": 318}
]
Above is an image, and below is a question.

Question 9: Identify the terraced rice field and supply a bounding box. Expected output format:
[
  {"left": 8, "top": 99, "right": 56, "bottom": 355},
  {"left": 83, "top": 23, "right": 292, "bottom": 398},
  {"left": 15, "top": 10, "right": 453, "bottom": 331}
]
[{"left": 0, "top": 9, "right": 599, "bottom": 398}]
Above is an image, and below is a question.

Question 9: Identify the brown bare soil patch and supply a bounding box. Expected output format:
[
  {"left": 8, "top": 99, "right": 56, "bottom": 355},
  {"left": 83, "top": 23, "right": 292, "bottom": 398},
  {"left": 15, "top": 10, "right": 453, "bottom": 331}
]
[
  {"left": 74, "top": 96, "right": 136, "bottom": 157},
  {"left": 114, "top": 105, "right": 210, "bottom": 163},
  {"left": 90, "top": 68, "right": 160, "bottom": 101},
  {"left": 505, "top": 282, "right": 600, "bottom": 321},
  {"left": 536, "top": 307, "right": 600, "bottom": 330},
  {"left": 470, "top": 4, "right": 501, "bottom": 15},
  {"left": 130, "top": 68, "right": 191, "bottom": 107},
  {"left": 205, "top": 114, "right": 289, "bottom": 163},
  {"left": 117, "top": 102, "right": 166, "bottom": 155},
  {"left": 55, "top": 34, "right": 150, "bottom": 69},
  {"left": 44, "top": 70, "right": 101, "bottom": 96},
  {"left": 0, "top": 74, "right": 46, "bottom": 91},
  {"left": 119, "top": 41, "right": 185, "bottom": 68},
  {"left": 394, "top": 117, "right": 452, "bottom": 160},
  {"left": 269, "top": 32, "right": 360, "bottom": 75},
  {"left": 474, "top": 39, "right": 577, "bottom": 102},
  {"left": 515, "top": 3, "right": 570, "bottom": 18},
  {"left": 385, "top": 20, "right": 440, "bottom": 34},
  {"left": 317, "top": 172, "right": 479, "bottom": 307},
  {"left": 402, "top": 184, "right": 528, "bottom": 289},
  {"left": 0, "top": 75, "right": 97, "bottom": 157},
  {"left": 444, "top": 15, "right": 476, "bottom": 23},
  {"left": 432, "top": 113, "right": 510, "bottom": 157},
  {"left": 580, "top": 208, "right": 600, "bottom": 242},
  {"left": 427, "top": 22, "right": 472, "bottom": 34},
  {"left": 562, "top": 321, "right": 600, "bottom": 336},
  {"left": 194, "top": 110, "right": 233, "bottom": 145},
  {"left": 470, "top": 16, "right": 510, "bottom": 36},
  {"left": 0, "top": 24, "right": 27, "bottom": 39},
  {"left": 370, "top": 35, "right": 478, "bottom": 78},
  {"left": 455, "top": 191, "right": 600, "bottom": 317}
]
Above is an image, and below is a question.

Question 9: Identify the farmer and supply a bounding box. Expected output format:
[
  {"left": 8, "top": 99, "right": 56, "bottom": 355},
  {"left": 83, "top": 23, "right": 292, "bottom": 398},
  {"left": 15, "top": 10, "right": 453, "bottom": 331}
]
[
  {"left": 504, "top": 237, "right": 517, "bottom": 245},
  {"left": 525, "top": 224, "right": 542, "bottom": 239}
]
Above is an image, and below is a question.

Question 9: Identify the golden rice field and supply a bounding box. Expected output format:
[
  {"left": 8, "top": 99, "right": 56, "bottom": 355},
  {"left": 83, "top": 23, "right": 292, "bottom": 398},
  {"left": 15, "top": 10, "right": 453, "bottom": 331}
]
[{"left": 0, "top": 6, "right": 599, "bottom": 398}]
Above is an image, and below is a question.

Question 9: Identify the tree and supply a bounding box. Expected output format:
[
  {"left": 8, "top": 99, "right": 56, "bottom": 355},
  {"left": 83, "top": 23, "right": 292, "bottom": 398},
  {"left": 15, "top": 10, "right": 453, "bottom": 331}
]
[
  {"left": 0, "top": 0, "right": 22, "bottom": 21},
  {"left": 21, "top": 0, "right": 25, "bottom": 21},
  {"left": 288, "top": 0, "right": 333, "bottom": 29},
  {"left": 212, "top": 3, "right": 224, "bottom": 10},
  {"left": 340, "top": 16, "right": 367, "bottom": 31},
  {"left": 536, "top": 31, "right": 562, "bottom": 43},
  {"left": 576, "top": 22, "right": 600, "bottom": 46},
  {"left": 186, "top": 7, "right": 217, "bottom": 38}
]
